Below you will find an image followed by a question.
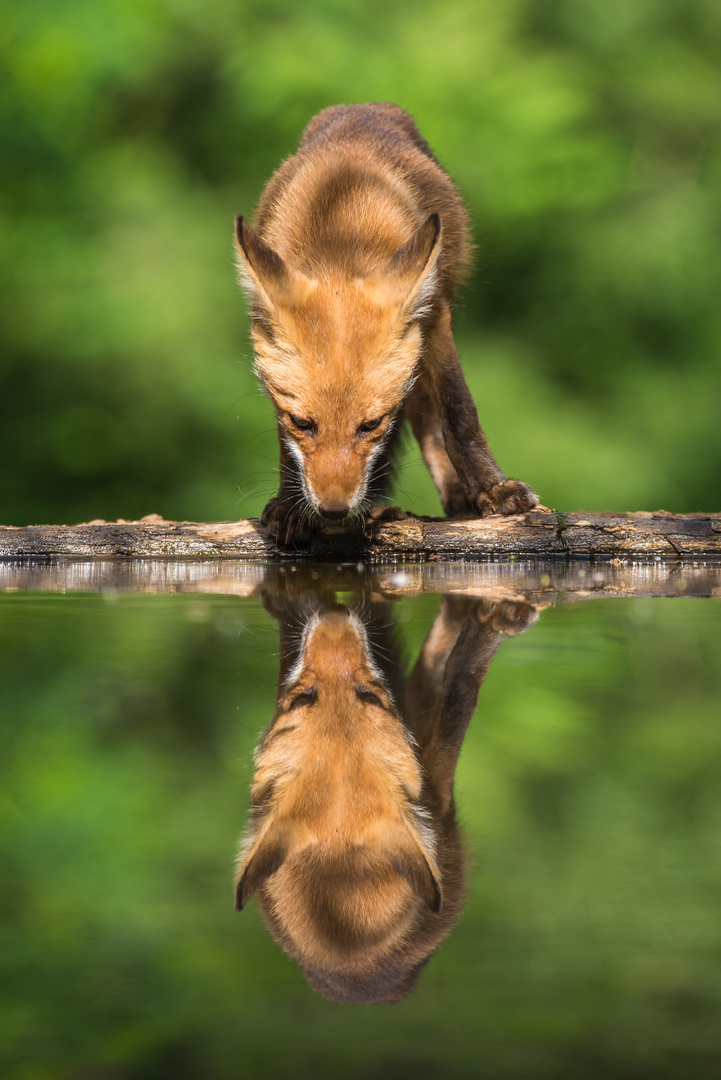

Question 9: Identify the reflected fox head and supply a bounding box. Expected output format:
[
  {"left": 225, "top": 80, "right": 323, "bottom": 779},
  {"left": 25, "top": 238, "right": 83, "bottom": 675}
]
[
  {"left": 235, "top": 212, "right": 440, "bottom": 517},
  {"left": 235, "top": 607, "right": 465, "bottom": 1004}
]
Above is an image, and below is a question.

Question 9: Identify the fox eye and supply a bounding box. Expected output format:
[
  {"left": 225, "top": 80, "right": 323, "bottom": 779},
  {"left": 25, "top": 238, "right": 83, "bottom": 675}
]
[
  {"left": 287, "top": 689, "right": 317, "bottom": 711},
  {"left": 357, "top": 417, "right": 383, "bottom": 435},
  {"left": 356, "top": 688, "right": 385, "bottom": 708},
  {"left": 288, "top": 414, "right": 315, "bottom": 432}
]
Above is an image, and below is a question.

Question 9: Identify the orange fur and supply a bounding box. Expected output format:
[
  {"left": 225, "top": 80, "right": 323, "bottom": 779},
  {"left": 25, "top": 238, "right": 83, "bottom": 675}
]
[
  {"left": 234, "top": 589, "right": 539, "bottom": 1003},
  {"left": 235, "top": 607, "right": 464, "bottom": 1004},
  {"left": 235, "top": 103, "right": 537, "bottom": 546},
  {"left": 233, "top": 585, "right": 538, "bottom": 1004}
]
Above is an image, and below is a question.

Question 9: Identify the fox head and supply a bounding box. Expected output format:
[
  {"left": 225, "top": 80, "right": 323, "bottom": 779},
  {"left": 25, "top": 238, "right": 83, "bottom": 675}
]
[
  {"left": 235, "top": 606, "right": 464, "bottom": 1004},
  {"left": 235, "top": 214, "right": 441, "bottom": 518}
]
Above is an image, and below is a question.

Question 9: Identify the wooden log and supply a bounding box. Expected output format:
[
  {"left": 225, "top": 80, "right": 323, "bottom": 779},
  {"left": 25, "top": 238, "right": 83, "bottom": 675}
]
[{"left": 1, "top": 510, "right": 720, "bottom": 561}]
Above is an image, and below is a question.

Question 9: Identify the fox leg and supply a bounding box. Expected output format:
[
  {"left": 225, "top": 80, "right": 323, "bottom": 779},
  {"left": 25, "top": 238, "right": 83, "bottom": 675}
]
[
  {"left": 405, "top": 377, "right": 474, "bottom": 516},
  {"left": 418, "top": 305, "right": 538, "bottom": 517},
  {"left": 404, "top": 595, "right": 538, "bottom": 807}
]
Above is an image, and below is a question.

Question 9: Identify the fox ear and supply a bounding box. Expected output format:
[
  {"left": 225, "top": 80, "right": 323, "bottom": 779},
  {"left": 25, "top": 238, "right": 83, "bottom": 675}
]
[
  {"left": 383, "top": 818, "right": 443, "bottom": 913},
  {"left": 371, "top": 212, "right": 441, "bottom": 320},
  {"left": 235, "top": 830, "right": 289, "bottom": 911},
  {"left": 235, "top": 216, "right": 314, "bottom": 311}
]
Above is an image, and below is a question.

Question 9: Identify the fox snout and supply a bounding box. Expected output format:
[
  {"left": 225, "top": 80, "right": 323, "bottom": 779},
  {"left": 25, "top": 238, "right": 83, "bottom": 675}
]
[
  {"left": 294, "top": 439, "right": 379, "bottom": 520},
  {"left": 310, "top": 487, "right": 359, "bottom": 521},
  {"left": 311, "top": 471, "right": 361, "bottom": 519}
]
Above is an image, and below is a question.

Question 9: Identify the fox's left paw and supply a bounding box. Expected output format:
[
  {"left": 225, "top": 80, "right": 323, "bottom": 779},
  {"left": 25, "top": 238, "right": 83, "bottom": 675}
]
[
  {"left": 367, "top": 505, "right": 412, "bottom": 523},
  {"left": 475, "top": 598, "right": 539, "bottom": 636},
  {"left": 477, "top": 479, "right": 538, "bottom": 518}
]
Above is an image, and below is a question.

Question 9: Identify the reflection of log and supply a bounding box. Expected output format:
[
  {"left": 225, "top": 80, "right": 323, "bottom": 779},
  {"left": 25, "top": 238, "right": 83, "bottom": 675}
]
[
  {"left": 1, "top": 510, "right": 721, "bottom": 560},
  {"left": 1, "top": 556, "right": 719, "bottom": 603}
]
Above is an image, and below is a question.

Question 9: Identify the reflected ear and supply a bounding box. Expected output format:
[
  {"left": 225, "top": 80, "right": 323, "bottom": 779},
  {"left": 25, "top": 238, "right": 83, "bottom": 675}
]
[
  {"left": 383, "top": 819, "right": 443, "bottom": 913},
  {"left": 234, "top": 216, "right": 314, "bottom": 311},
  {"left": 365, "top": 213, "right": 441, "bottom": 320},
  {"left": 235, "top": 833, "right": 289, "bottom": 911}
]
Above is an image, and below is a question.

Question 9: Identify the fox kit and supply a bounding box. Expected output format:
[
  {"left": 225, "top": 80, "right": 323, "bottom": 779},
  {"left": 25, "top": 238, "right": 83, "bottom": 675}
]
[
  {"left": 235, "top": 576, "right": 538, "bottom": 1003},
  {"left": 235, "top": 102, "right": 538, "bottom": 547}
]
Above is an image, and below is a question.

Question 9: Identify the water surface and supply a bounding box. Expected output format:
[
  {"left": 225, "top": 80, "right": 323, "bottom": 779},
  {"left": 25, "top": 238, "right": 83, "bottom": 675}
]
[{"left": 1, "top": 560, "right": 720, "bottom": 1078}]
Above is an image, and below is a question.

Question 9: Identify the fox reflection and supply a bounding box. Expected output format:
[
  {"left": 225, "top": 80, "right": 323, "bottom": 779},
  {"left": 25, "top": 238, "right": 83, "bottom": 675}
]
[{"left": 236, "top": 583, "right": 536, "bottom": 1004}]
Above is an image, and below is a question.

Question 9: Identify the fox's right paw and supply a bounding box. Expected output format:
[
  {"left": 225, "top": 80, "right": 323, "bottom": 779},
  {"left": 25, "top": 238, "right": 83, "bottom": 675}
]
[
  {"left": 261, "top": 496, "right": 319, "bottom": 549},
  {"left": 475, "top": 597, "right": 538, "bottom": 636},
  {"left": 476, "top": 478, "right": 538, "bottom": 517}
]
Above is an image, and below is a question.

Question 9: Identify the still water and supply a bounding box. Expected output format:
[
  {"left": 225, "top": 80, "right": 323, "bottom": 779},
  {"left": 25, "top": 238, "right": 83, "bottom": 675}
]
[{"left": 1, "top": 559, "right": 720, "bottom": 1079}]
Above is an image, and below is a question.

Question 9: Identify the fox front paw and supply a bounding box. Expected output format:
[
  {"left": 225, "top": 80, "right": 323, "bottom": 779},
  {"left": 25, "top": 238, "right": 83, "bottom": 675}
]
[
  {"left": 366, "top": 505, "right": 412, "bottom": 523},
  {"left": 476, "top": 478, "right": 538, "bottom": 518},
  {"left": 476, "top": 597, "right": 538, "bottom": 636},
  {"left": 261, "top": 496, "right": 319, "bottom": 549}
]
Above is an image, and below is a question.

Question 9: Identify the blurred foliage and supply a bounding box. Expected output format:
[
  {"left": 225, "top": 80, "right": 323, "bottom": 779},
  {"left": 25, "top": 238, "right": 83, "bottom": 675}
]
[
  {"left": 1, "top": 0, "right": 720, "bottom": 524},
  {"left": 1, "top": 591, "right": 721, "bottom": 1078}
]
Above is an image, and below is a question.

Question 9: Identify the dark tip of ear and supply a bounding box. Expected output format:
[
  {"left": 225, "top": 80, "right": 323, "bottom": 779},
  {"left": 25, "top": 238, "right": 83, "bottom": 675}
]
[
  {"left": 419, "top": 212, "right": 441, "bottom": 259},
  {"left": 234, "top": 870, "right": 249, "bottom": 912},
  {"left": 234, "top": 838, "right": 287, "bottom": 912},
  {"left": 389, "top": 212, "right": 441, "bottom": 278},
  {"left": 235, "top": 214, "right": 246, "bottom": 246},
  {"left": 415, "top": 212, "right": 441, "bottom": 251},
  {"left": 417, "top": 868, "right": 442, "bottom": 914},
  {"left": 389, "top": 848, "right": 443, "bottom": 913}
]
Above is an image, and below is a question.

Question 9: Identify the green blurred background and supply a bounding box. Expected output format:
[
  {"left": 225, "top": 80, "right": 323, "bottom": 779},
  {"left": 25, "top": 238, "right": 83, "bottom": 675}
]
[
  {"left": 2, "top": 589, "right": 721, "bottom": 1078},
  {"left": 2, "top": 0, "right": 720, "bottom": 525}
]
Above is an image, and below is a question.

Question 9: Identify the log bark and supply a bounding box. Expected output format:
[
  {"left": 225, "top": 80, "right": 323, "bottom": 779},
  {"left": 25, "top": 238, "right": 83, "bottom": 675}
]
[{"left": 1, "top": 510, "right": 720, "bottom": 561}]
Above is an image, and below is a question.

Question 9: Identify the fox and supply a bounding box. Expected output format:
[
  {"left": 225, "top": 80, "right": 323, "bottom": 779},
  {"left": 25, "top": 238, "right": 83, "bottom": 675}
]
[
  {"left": 235, "top": 102, "right": 538, "bottom": 547},
  {"left": 235, "top": 574, "right": 537, "bottom": 1004}
]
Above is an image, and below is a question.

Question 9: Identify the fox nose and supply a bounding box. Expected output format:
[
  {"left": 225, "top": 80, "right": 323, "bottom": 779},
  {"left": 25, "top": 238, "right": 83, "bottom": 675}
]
[{"left": 319, "top": 505, "right": 349, "bottom": 520}]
